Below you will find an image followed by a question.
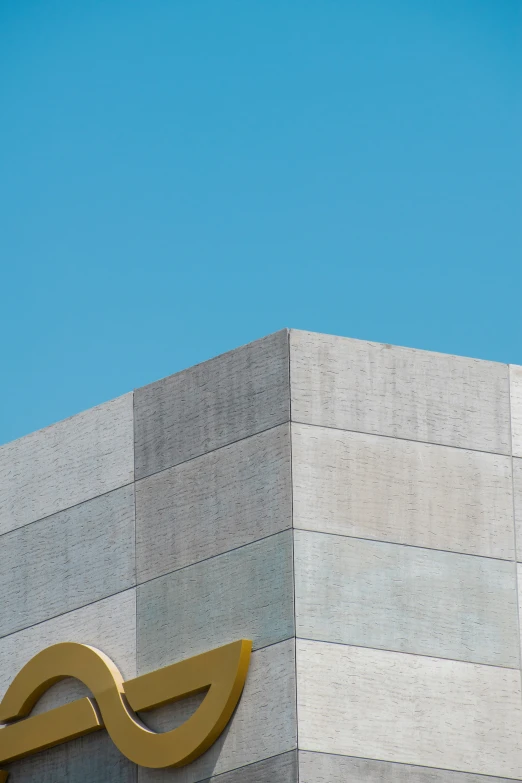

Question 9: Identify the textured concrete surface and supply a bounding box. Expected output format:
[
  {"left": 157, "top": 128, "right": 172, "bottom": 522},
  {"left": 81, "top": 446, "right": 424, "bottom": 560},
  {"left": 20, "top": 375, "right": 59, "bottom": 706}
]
[
  {"left": 199, "top": 752, "right": 297, "bottom": 783},
  {"left": 134, "top": 331, "right": 290, "bottom": 480},
  {"left": 290, "top": 330, "right": 511, "bottom": 453},
  {"left": 518, "top": 563, "right": 522, "bottom": 653},
  {"left": 1, "top": 330, "right": 520, "bottom": 783},
  {"left": 137, "top": 640, "right": 297, "bottom": 783},
  {"left": 511, "top": 365, "right": 522, "bottom": 458},
  {"left": 299, "top": 752, "right": 522, "bottom": 783},
  {"left": 0, "top": 393, "right": 134, "bottom": 536},
  {"left": 137, "top": 530, "right": 294, "bottom": 672},
  {"left": 294, "top": 529, "right": 519, "bottom": 667},
  {"left": 4, "top": 731, "right": 137, "bottom": 783},
  {"left": 296, "top": 639, "right": 522, "bottom": 779},
  {"left": 0, "top": 590, "right": 136, "bottom": 714},
  {"left": 292, "top": 423, "right": 514, "bottom": 558},
  {"left": 136, "top": 424, "right": 291, "bottom": 581},
  {"left": 515, "top": 458, "right": 522, "bottom": 558},
  {"left": 0, "top": 485, "right": 135, "bottom": 637}
]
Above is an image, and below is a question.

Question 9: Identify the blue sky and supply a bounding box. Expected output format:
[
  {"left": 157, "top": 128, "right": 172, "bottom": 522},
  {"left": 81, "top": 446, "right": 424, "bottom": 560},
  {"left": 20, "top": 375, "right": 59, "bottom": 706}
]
[{"left": 1, "top": 0, "right": 520, "bottom": 444}]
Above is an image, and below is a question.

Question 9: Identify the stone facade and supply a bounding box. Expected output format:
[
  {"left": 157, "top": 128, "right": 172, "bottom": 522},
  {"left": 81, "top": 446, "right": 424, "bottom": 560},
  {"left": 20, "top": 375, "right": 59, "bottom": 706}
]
[{"left": 0, "top": 329, "right": 521, "bottom": 782}]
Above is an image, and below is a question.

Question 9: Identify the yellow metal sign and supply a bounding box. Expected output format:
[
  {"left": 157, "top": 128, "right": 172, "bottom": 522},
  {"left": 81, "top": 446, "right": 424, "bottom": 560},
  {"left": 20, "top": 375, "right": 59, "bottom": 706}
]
[{"left": 0, "top": 639, "right": 252, "bottom": 780}]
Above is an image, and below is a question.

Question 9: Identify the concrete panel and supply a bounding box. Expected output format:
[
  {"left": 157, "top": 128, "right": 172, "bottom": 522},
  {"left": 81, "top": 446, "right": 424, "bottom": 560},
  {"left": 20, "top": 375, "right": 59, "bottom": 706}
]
[
  {"left": 299, "top": 752, "right": 522, "bottom": 783},
  {"left": 134, "top": 331, "right": 290, "bottom": 480},
  {"left": 515, "top": 459, "right": 522, "bottom": 559},
  {"left": 0, "top": 393, "right": 134, "bottom": 535},
  {"left": 137, "top": 531, "right": 294, "bottom": 672},
  {"left": 294, "top": 530, "right": 519, "bottom": 667},
  {"left": 137, "top": 640, "right": 297, "bottom": 783},
  {"left": 200, "top": 752, "right": 297, "bottom": 783},
  {"left": 518, "top": 564, "right": 522, "bottom": 653},
  {"left": 292, "top": 423, "right": 514, "bottom": 559},
  {"left": 290, "top": 331, "right": 510, "bottom": 454},
  {"left": 4, "top": 731, "right": 137, "bottom": 783},
  {"left": 0, "top": 590, "right": 136, "bottom": 715},
  {"left": 0, "top": 485, "right": 136, "bottom": 638},
  {"left": 136, "top": 424, "right": 291, "bottom": 582},
  {"left": 296, "top": 640, "right": 522, "bottom": 779},
  {"left": 511, "top": 365, "right": 522, "bottom": 458}
]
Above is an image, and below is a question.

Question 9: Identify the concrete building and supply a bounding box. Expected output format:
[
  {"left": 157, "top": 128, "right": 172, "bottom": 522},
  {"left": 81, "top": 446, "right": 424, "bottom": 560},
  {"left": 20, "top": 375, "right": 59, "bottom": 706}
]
[{"left": 1, "top": 329, "right": 522, "bottom": 783}]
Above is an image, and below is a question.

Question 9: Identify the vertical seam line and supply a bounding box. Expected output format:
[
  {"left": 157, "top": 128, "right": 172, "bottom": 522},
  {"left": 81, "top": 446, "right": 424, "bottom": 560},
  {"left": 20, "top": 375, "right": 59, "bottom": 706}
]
[
  {"left": 508, "top": 368, "right": 522, "bottom": 697},
  {"left": 288, "top": 331, "right": 300, "bottom": 782},
  {"left": 132, "top": 389, "right": 139, "bottom": 783}
]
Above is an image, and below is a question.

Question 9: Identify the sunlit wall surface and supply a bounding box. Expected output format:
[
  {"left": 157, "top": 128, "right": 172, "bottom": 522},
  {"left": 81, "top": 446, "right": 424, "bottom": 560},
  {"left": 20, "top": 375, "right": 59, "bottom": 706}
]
[{"left": 1, "top": 329, "right": 522, "bottom": 782}]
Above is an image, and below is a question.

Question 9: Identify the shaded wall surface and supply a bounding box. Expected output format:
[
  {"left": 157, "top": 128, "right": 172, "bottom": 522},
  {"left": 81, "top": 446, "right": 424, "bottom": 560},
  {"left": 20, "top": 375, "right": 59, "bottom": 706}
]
[{"left": 1, "top": 329, "right": 522, "bottom": 783}]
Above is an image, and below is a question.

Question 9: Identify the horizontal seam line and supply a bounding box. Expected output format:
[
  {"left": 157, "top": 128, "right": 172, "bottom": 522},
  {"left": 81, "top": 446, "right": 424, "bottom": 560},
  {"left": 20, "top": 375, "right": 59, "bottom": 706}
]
[
  {"left": 295, "top": 637, "right": 520, "bottom": 671},
  {"left": 298, "top": 750, "right": 522, "bottom": 781},
  {"left": 0, "top": 577, "right": 295, "bottom": 650},
  {"left": 136, "top": 527, "right": 293, "bottom": 588},
  {"left": 291, "top": 419, "right": 512, "bottom": 458},
  {"left": 0, "top": 529, "right": 294, "bottom": 641},
  {"left": 137, "top": 636, "right": 295, "bottom": 676},
  {"left": 0, "top": 603, "right": 293, "bottom": 683},
  {"left": 134, "top": 418, "right": 290, "bottom": 484},
  {"left": 135, "top": 635, "right": 297, "bottom": 684},
  {"left": 0, "top": 585, "right": 137, "bottom": 644},
  {"left": 0, "top": 479, "right": 135, "bottom": 541},
  {"left": 192, "top": 750, "right": 297, "bottom": 783},
  {"left": 293, "top": 525, "right": 516, "bottom": 563}
]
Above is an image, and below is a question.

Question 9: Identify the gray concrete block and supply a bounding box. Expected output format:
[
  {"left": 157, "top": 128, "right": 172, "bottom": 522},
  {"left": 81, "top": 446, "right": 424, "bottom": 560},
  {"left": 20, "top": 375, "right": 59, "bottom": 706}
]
[
  {"left": 137, "top": 640, "right": 297, "bottom": 783},
  {"left": 511, "top": 365, "right": 522, "bottom": 458},
  {"left": 134, "top": 331, "right": 290, "bottom": 480},
  {"left": 136, "top": 424, "right": 291, "bottom": 582},
  {"left": 290, "top": 331, "right": 510, "bottom": 454},
  {"left": 200, "top": 752, "right": 297, "bottom": 783},
  {"left": 296, "top": 640, "right": 522, "bottom": 779},
  {"left": 4, "top": 731, "right": 137, "bottom": 783},
  {"left": 0, "top": 485, "right": 136, "bottom": 637},
  {"left": 518, "top": 563, "right": 522, "bottom": 654},
  {"left": 294, "top": 530, "right": 519, "bottom": 667},
  {"left": 514, "top": 459, "right": 522, "bottom": 560},
  {"left": 0, "top": 590, "right": 136, "bottom": 715},
  {"left": 292, "top": 424, "right": 514, "bottom": 559},
  {"left": 137, "top": 531, "right": 294, "bottom": 672},
  {"left": 0, "top": 393, "right": 134, "bottom": 536},
  {"left": 299, "top": 752, "right": 522, "bottom": 783}
]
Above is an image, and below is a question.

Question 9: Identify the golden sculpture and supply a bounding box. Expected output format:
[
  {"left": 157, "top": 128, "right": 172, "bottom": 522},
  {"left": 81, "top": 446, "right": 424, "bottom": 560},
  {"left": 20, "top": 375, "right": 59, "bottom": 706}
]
[{"left": 0, "top": 639, "right": 252, "bottom": 778}]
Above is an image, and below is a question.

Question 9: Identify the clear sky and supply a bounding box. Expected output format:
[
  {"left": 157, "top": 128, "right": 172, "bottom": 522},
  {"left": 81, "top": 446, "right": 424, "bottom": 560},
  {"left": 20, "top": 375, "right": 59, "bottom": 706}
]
[{"left": 1, "top": 0, "right": 520, "bottom": 444}]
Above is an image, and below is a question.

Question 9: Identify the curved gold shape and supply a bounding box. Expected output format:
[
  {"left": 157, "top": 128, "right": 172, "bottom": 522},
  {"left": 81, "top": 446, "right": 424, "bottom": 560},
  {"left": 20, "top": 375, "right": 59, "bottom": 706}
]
[{"left": 0, "top": 639, "right": 251, "bottom": 776}]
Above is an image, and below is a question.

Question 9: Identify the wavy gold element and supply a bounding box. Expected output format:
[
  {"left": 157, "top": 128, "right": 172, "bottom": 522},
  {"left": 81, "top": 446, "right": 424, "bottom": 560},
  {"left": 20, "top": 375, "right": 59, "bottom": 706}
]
[{"left": 0, "top": 639, "right": 251, "bottom": 777}]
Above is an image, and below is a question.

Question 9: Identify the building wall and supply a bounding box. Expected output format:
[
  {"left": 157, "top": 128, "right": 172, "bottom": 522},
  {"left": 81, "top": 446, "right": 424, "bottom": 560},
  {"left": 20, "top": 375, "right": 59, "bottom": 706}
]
[
  {"left": 290, "top": 330, "right": 522, "bottom": 782},
  {"left": 1, "top": 329, "right": 521, "bottom": 783},
  {"left": 0, "top": 330, "right": 296, "bottom": 783}
]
